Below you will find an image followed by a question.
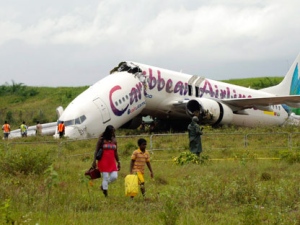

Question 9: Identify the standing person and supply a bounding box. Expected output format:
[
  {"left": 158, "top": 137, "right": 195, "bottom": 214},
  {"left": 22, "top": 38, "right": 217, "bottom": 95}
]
[
  {"left": 58, "top": 121, "right": 65, "bottom": 138},
  {"left": 20, "top": 121, "right": 28, "bottom": 137},
  {"left": 92, "top": 125, "right": 120, "bottom": 197},
  {"left": 130, "top": 138, "right": 154, "bottom": 198},
  {"left": 138, "top": 121, "right": 145, "bottom": 131},
  {"left": 2, "top": 121, "right": 10, "bottom": 140},
  {"left": 187, "top": 116, "right": 203, "bottom": 157},
  {"left": 36, "top": 121, "right": 42, "bottom": 136}
]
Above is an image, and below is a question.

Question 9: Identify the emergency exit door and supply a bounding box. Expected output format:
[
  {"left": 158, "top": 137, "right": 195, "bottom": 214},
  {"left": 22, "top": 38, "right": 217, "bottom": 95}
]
[{"left": 93, "top": 97, "right": 111, "bottom": 123}]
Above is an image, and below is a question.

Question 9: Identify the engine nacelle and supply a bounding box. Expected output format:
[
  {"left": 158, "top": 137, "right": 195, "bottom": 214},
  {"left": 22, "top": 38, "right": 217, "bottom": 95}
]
[{"left": 186, "top": 98, "right": 233, "bottom": 126}]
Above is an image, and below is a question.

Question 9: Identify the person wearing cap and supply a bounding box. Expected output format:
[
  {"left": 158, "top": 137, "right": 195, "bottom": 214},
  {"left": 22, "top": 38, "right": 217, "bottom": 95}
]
[{"left": 187, "top": 116, "right": 203, "bottom": 156}]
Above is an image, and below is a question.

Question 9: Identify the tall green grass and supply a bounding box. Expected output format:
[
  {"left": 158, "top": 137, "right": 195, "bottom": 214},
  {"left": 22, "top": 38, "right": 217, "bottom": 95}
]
[{"left": 1, "top": 126, "right": 300, "bottom": 224}]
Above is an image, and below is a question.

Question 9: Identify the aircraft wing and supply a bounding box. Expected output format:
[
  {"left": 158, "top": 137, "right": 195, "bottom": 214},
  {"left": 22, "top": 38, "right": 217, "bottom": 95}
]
[
  {"left": 221, "top": 95, "right": 300, "bottom": 110},
  {"left": 171, "top": 95, "right": 300, "bottom": 118}
]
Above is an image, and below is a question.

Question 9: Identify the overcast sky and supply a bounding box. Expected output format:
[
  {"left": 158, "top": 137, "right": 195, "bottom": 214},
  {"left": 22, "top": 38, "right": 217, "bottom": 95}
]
[{"left": 0, "top": 0, "right": 300, "bottom": 87}]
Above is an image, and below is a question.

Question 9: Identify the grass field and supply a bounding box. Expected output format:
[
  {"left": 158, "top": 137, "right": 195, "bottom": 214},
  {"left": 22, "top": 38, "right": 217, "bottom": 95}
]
[
  {"left": 1, "top": 126, "right": 300, "bottom": 224},
  {"left": 2, "top": 76, "right": 299, "bottom": 224}
]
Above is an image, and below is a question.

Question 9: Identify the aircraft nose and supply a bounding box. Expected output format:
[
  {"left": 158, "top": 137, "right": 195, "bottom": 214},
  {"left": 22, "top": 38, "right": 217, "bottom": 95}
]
[
  {"left": 64, "top": 126, "right": 87, "bottom": 139},
  {"left": 54, "top": 126, "right": 82, "bottom": 139}
]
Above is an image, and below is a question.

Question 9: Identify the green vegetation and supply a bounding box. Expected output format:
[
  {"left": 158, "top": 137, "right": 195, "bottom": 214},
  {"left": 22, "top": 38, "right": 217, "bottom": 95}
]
[
  {"left": 221, "top": 77, "right": 283, "bottom": 89},
  {"left": 0, "top": 81, "right": 88, "bottom": 128},
  {"left": 173, "top": 151, "right": 210, "bottom": 165},
  {"left": 1, "top": 128, "right": 300, "bottom": 224},
  {"left": 0, "top": 81, "right": 39, "bottom": 97},
  {"left": 2, "top": 77, "right": 300, "bottom": 224}
]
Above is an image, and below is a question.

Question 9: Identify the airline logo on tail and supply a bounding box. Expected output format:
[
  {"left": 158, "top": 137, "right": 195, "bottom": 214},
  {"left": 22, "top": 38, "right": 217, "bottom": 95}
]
[
  {"left": 290, "top": 64, "right": 300, "bottom": 114},
  {"left": 290, "top": 64, "right": 300, "bottom": 95}
]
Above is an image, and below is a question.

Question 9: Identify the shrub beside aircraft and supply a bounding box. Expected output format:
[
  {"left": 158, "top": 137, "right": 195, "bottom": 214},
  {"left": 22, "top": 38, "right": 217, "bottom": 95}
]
[{"left": 8, "top": 53, "right": 300, "bottom": 139}]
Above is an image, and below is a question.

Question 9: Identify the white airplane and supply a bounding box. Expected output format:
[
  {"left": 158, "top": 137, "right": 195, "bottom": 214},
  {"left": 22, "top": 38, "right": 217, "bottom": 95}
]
[{"left": 54, "top": 53, "right": 300, "bottom": 139}]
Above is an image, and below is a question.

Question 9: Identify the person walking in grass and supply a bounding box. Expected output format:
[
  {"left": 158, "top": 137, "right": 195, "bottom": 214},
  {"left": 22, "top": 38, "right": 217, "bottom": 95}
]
[
  {"left": 130, "top": 138, "right": 154, "bottom": 198},
  {"left": 92, "top": 125, "right": 120, "bottom": 197},
  {"left": 187, "top": 116, "right": 203, "bottom": 157}
]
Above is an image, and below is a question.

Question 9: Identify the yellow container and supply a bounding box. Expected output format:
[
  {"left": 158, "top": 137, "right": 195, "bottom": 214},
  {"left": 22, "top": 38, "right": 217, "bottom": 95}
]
[{"left": 125, "top": 174, "right": 139, "bottom": 197}]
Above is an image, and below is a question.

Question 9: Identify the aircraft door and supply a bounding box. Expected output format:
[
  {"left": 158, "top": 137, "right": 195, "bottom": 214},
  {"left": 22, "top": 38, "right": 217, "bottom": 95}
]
[{"left": 93, "top": 98, "right": 111, "bottom": 124}]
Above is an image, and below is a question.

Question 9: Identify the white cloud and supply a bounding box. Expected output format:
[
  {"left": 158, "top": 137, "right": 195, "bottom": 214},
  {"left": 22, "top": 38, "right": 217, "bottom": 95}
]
[{"left": 0, "top": 0, "right": 300, "bottom": 86}]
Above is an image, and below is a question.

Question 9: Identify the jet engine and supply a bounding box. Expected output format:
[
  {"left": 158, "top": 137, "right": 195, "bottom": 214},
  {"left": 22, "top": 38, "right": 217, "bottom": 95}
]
[{"left": 186, "top": 98, "right": 233, "bottom": 126}]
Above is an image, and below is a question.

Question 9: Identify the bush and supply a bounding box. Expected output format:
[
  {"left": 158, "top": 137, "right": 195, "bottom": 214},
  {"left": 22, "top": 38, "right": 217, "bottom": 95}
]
[
  {"left": 173, "top": 151, "right": 209, "bottom": 165},
  {"left": 0, "top": 81, "right": 38, "bottom": 97},
  {"left": 0, "top": 147, "right": 54, "bottom": 175},
  {"left": 0, "top": 199, "right": 15, "bottom": 225},
  {"left": 122, "top": 141, "right": 136, "bottom": 156}
]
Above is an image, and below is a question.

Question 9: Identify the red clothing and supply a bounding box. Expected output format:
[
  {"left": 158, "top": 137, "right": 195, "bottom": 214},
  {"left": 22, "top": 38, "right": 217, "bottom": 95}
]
[{"left": 97, "top": 141, "right": 118, "bottom": 172}]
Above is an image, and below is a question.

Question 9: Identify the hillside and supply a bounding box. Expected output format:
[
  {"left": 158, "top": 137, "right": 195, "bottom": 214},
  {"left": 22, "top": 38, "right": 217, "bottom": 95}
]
[
  {"left": 0, "top": 85, "right": 88, "bottom": 129},
  {"left": 0, "top": 77, "right": 283, "bottom": 129}
]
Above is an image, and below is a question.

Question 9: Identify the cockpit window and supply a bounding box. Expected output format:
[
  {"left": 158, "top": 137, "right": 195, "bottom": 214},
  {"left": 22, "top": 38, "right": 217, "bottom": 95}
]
[
  {"left": 58, "top": 114, "right": 87, "bottom": 127},
  {"left": 80, "top": 115, "right": 86, "bottom": 123},
  {"left": 64, "top": 120, "right": 74, "bottom": 126},
  {"left": 110, "top": 62, "right": 142, "bottom": 74},
  {"left": 75, "top": 117, "right": 80, "bottom": 125}
]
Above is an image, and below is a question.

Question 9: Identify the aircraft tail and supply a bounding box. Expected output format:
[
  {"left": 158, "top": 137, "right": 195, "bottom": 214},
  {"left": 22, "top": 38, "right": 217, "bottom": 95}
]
[{"left": 261, "top": 53, "right": 300, "bottom": 96}]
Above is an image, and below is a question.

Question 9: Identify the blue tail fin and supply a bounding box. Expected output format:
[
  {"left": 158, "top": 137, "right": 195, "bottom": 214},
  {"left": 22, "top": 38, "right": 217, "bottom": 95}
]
[{"left": 290, "top": 63, "right": 300, "bottom": 95}]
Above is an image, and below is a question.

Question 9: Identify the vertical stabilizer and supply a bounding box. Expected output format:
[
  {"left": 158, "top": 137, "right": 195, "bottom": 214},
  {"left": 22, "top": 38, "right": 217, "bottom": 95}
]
[{"left": 261, "top": 53, "right": 300, "bottom": 96}]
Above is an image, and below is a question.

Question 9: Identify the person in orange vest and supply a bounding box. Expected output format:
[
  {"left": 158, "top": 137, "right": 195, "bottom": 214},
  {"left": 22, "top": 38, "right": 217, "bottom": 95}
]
[
  {"left": 2, "top": 121, "right": 11, "bottom": 140},
  {"left": 58, "top": 121, "right": 65, "bottom": 138}
]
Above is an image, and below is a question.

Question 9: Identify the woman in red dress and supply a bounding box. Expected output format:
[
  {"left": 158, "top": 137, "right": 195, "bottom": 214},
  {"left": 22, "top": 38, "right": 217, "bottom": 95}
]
[{"left": 93, "top": 125, "right": 120, "bottom": 197}]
